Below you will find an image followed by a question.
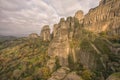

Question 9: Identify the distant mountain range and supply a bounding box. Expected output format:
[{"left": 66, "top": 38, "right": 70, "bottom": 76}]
[{"left": 0, "top": 35, "right": 17, "bottom": 42}]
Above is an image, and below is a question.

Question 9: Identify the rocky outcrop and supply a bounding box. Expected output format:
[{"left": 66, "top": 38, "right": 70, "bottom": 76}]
[
  {"left": 64, "top": 72, "right": 83, "bottom": 80},
  {"left": 40, "top": 25, "right": 51, "bottom": 41},
  {"left": 48, "top": 18, "right": 70, "bottom": 67},
  {"left": 46, "top": 0, "right": 120, "bottom": 80},
  {"left": 75, "top": 10, "right": 84, "bottom": 23},
  {"left": 70, "top": 30, "right": 110, "bottom": 75},
  {"left": 48, "top": 67, "right": 70, "bottom": 80},
  {"left": 47, "top": 16, "right": 81, "bottom": 67},
  {"left": 48, "top": 67, "right": 83, "bottom": 80},
  {"left": 53, "top": 24, "right": 59, "bottom": 38},
  {"left": 83, "top": 0, "right": 120, "bottom": 38},
  {"left": 29, "top": 33, "right": 39, "bottom": 38}
]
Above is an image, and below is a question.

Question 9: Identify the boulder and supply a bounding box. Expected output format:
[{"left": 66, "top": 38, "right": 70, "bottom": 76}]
[
  {"left": 64, "top": 72, "right": 83, "bottom": 80},
  {"left": 48, "top": 67, "right": 70, "bottom": 80}
]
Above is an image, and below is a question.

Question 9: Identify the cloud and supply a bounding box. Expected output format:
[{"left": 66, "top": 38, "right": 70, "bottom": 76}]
[{"left": 0, "top": 0, "right": 99, "bottom": 36}]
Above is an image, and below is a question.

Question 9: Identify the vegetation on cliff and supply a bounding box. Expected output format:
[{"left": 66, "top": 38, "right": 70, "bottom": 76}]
[{"left": 0, "top": 38, "right": 51, "bottom": 80}]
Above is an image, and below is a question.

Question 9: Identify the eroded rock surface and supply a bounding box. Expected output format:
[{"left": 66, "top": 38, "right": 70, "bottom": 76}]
[
  {"left": 75, "top": 10, "right": 84, "bottom": 23},
  {"left": 48, "top": 18, "right": 70, "bottom": 66},
  {"left": 64, "top": 72, "right": 83, "bottom": 80},
  {"left": 83, "top": 0, "right": 120, "bottom": 38},
  {"left": 48, "top": 67, "right": 70, "bottom": 80},
  {"left": 40, "top": 25, "right": 51, "bottom": 41}
]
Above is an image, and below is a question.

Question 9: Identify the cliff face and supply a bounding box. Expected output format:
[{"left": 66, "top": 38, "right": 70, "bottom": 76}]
[
  {"left": 83, "top": 0, "right": 120, "bottom": 39},
  {"left": 40, "top": 25, "right": 51, "bottom": 41},
  {"left": 47, "top": 0, "right": 120, "bottom": 80},
  {"left": 48, "top": 18, "right": 70, "bottom": 66}
]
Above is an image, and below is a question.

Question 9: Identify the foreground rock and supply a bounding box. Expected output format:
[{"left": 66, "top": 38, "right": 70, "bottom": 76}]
[
  {"left": 64, "top": 72, "right": 83, "bottom": 80},
  {"left": 48, "top": 67, "right": 70, "bottom": 80}
]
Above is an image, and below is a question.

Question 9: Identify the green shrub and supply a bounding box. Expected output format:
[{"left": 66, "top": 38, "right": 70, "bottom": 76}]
[
  {"left": 34, "top": 67, "right": 50, "bottom": 80},
  {"left": 55, "top": 57, "right": 61, "bottom": 70},
  {"left": 68, "top": 54, "right": 74, "bottom": 71},
  {"left": 81, "top": 69, "right": 95, "bottom": 80}
]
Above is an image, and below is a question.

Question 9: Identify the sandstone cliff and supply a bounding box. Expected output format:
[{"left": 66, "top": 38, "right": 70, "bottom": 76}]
[
  {"left": 47, "top": 0, "right": 120, "bottom": 80},
  {"left": 48, "top": 18, "right": 70, "bottom": 66},
  {"left": 83, "top": 0, "right": 120, "bottom": 39},
  {"left": 40, "top": 25, "right": 51, "bottom": 41}
]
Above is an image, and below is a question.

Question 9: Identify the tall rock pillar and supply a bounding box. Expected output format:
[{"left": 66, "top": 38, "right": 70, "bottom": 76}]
[{"left": 40, "top": 25, "right": 51, "bottom": 41}]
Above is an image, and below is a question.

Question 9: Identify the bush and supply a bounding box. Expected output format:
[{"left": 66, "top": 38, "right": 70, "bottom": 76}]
[
  {"left": 55, "top": 57, "right": 61, "bottom": 70},
  {"left": 34, "top": 67, "right": 50, "bottom": 80},
  {"left": 68, "top": 54, "right": 75, "bottom": 71},
  {"left": 81, "top": 69, "right": 95, "bottom": 80}
]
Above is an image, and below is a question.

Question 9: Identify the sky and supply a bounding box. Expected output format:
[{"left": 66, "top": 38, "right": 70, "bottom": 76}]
[{"left": 0, "top": 0, "right": 99, "bottom": 36}]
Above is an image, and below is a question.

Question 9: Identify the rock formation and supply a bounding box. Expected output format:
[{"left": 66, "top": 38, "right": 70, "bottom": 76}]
[
  {"left": 53, "top": 24, "right": 59, "bottom": 37},
  {"left": 47, "top": 0, "right": 120, "bottom": 80},
  {"left": 75, "top": 10, "right": 84, "bottom": 23},
  {"left": 29, "top": 33, "right": 39, "bottom": 38},
  {"left": 83, "top": 0, "right": 120, "bottom": 39},
  {"left": 48, "top": 18, "right": 70, "bottom": 66},
  {"left": 40, "top": 25, "right": 51, "bottom": 41},
  {"left": 64, "top": 72, "right": 83, "bottom": 80},
  {"left": 0, "top": 0, "right": 120, "bottom": 80},
  {"left": 48, "top": 67, "right": 70, "bottom": 80}
]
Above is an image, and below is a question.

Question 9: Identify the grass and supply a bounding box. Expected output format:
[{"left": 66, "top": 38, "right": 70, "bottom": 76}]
[{"left": 0, "top": 37, "right": 50, "bottom": 80}]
